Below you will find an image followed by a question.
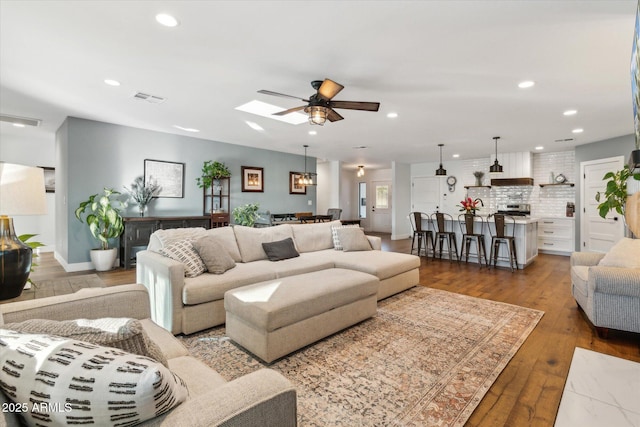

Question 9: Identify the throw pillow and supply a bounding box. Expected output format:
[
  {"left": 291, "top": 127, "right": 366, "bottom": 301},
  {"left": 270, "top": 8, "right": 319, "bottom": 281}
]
[
  {"left": 262, "top": 237, "right": 300, "bottom": 261},
  {"left": 331, "top": 224, "right": 360, "bottom": 250},
  {"left": 598, "top": 238, "right": 640, "bottom": 268},
  {"left": 0, "top": 329, "right": 188, "bottom": 426},
  {"left": 193, "top": 236, "right": 236, "bottom": 274},
  {"left": 159, "top": 240, "right": 206, "bottom": 277},
  {"left": 337, "top": 227, "right": 372, "bottom": 252},
  {"left": 2, "top": 318, "right": 168, "bottom": 368}
]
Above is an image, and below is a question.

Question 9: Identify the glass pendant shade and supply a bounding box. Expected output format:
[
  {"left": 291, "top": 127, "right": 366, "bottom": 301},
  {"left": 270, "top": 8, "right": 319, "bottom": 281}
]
[
  {"left": 357, "top": 165, "right": 365, "bottom": 177},
  {"left": 435, "top": 144, "right": 447, "bottom": 176},
  {"left": 308, "top": 106, "right": 327, "bottom": 126}
]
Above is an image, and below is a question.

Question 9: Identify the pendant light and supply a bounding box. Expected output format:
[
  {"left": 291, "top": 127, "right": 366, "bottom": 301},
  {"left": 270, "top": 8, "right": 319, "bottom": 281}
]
[
  {"left": 489, "top": 136, "right": 503, "bottom": 174},
  {"left": 435, "top": 144, "right": 447, "bottom": 176},
  {"left": 297, "top": 144, "right": 317, "bottom": 186},
  {"left": 357, "top": 165, "right": 365, "bottom": 177}
]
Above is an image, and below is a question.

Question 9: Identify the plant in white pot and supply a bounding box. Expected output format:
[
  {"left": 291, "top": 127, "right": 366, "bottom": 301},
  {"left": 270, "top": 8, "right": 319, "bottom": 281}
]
[{"left": 75, "top": 188, "right": 125, "bottom": 271}]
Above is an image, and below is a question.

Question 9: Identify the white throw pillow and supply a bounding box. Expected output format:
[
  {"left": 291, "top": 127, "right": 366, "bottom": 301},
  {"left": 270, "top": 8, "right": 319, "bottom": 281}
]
[
  {"left": 598, "top": 238, "right": 640, "bottom": 268},
  {"left": 331, "top": 224, "right": 360, "bottom": 250},
  {"left": 159, "top": 240, "right": 206, "bottom": 277},
  {"left": 0, "top": 329, "right": 188, "bottom": 427}
]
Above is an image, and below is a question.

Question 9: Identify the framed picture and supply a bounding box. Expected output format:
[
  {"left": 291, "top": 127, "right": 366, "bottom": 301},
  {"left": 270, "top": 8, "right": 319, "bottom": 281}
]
[
  {"left": 144, "top": 159, "right": 184, "bottom": 198},
  {"left": 289, "top": 172, "right": 307, "bottom": 195},
  {"left": 242, "top": 166, "right": 264, "bottom": 192},
  {"left": 39, "top": 166, "right": 55, "bottom": 193}
]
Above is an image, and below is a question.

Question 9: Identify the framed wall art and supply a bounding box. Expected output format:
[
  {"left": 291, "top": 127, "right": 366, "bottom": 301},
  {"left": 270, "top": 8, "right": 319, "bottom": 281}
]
[
  {"left": 242, "top": 166, "right": 264, "bottom": 192},
  {"left": 289, "top": 172, "right": 306, "bottom": 195},
  {"left": 144, "top": 159, "right": 185, "bottom": 198}
]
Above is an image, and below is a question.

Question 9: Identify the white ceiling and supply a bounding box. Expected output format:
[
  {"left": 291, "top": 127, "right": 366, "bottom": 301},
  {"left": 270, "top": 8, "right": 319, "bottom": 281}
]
[{"left": 0, "top": 1, "right": 637, "bottom": 171}]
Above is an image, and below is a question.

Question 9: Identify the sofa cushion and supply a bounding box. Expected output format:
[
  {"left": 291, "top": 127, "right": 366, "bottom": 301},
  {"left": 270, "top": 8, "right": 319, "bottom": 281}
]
[
  {"left": 233, "top": 224, "right": 295, "bottom": 262},
  {"left": 193, "top": 236, "right": 236, "bottom": 274},
  {"left": 201, "top": 226, "right": 242, "bottom": 262},
  {"left": 337, "top": 227, "right": 372, "bottom": 252},
  {"left": 291, "top": 220, "right": 341, "bottom": 252},
  {"left": 182, "top": 263, "right": 277, "bottom": 305},
  {"left": 2, "top": 317, "right": 168, "bottom": 367},
  {"left": 148, "top": 227, "right": 208, "bottom": 252},
  {"left": 331, "top": 250, "right": 420, "bottom": 280},
  {"left": 139, "top": 318, "right": 190, "bottom": 360},
  {"left": 167, "top": 355, "right": 227, "bottom": 395},
  {"left": 598, "top": 238, "right": 640, "bottom": 268},
  {"left": 224, "top": 268, "right": 379, "bottom": 332},
  {"left": 262, "top": 237, "right": 300, "bottom": 261},
  {"left": 159, "top": 240, "right": 206, "bottom": 277},
  {"left": 0, "top": 329, "right": 188, "bottom": 427},
  {"left": 255, "top": 253, "right": 335, "bottom": 278},
  {"left": 331, "top": 224, "right": 360, "bottom": 250}
]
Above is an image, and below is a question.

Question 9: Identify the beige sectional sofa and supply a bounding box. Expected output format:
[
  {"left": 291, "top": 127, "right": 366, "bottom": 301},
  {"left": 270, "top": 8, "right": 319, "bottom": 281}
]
[
  {"left": 136, "top": 220, "right": 420, "bottom": 335},
  {"left": 0, "top": 284, "right": 296, "bottom": 427}
]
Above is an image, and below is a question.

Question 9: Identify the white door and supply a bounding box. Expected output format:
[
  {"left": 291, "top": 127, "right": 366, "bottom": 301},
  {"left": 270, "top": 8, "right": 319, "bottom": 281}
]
[
  {"left": 370, "top": 180, "right": 392, "bottom": 233},
  {"left": 581, "top": 156, "right": 625, "bottom": 252},
  {"left": 411, "top": 176, "right": 441, "bottom": 214}
]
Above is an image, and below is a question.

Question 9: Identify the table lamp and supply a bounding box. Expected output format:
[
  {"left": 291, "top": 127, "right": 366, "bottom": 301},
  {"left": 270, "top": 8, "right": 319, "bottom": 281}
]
[{"left": 0, "top": 162, "right": 47, "bottom": 300}]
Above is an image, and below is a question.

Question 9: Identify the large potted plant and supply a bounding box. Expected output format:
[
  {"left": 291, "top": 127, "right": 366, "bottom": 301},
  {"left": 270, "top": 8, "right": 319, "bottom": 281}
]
[
  {"left": 75, "top": 188, "right": 125, "bottom": 271},
  {"left": 595, "top": 164, "right": 640, "bottom": 219}
]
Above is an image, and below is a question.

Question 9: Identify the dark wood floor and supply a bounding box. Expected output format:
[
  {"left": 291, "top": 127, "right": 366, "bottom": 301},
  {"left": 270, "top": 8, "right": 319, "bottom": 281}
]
[{"left": 26, "top": 235, "right": 640, "bottom": 427}]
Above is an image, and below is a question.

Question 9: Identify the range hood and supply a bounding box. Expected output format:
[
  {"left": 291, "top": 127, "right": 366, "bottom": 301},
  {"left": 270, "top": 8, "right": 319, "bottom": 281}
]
[{"left": 490, "top": 177, "right": 534, "bottom": 186}]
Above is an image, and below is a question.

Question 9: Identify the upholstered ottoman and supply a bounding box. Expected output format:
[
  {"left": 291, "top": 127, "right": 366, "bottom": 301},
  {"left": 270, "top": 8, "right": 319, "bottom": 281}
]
[{"left": 224, "top": 268, "right": 379, "bottom": 363}]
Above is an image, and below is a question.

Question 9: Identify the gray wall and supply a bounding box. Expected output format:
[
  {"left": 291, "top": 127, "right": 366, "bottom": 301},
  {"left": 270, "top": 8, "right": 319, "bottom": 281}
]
[
  {"left": 59, "top": 117, "right": 316, "bottom": 264},
  {"left": 574, "top": 133, "right": 636, "bottom": 248}
]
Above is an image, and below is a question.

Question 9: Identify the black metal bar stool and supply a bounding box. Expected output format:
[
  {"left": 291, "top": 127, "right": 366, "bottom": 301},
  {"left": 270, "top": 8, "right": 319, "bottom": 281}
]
[
  {"left": 432, "top": 212, "right": 459, "bottom": 262},
  {"left": 458, "top": 213, "right": 489, "bottom": 267},
  {"left": 409, "top": 212, "right": 435, "bottom": 258},
  {"left": 488, "top": 213, "right": 518, "bottom": 272}
]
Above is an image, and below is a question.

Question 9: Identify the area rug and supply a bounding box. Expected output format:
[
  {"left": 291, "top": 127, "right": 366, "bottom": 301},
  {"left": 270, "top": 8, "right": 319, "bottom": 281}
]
[{"left": 179, "top": 286, "right": 544, "bottom": 426}]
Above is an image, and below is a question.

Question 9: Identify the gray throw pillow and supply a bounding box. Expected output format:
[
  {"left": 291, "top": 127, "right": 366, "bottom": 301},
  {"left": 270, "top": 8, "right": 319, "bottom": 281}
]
[
  {"left": 193, "top": 235, "right": 236, "bottom": 274},
  {"left": 262, "top": 237, "right": 300, "bottom": 261},
  {"left": 337, "top": 227, "right": 372, "bottom": 252}
]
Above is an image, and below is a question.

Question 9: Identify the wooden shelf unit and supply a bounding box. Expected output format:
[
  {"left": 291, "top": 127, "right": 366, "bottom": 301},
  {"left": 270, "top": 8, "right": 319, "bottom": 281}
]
[
  {"left": 464, "top": 185, "right": 492, "bottom": 189},
  {"left": 203, "top": 176, "right": 230, "bottom": 228},
  {"left": 539, "top": 183, "right": 575, "bottom": 187}
]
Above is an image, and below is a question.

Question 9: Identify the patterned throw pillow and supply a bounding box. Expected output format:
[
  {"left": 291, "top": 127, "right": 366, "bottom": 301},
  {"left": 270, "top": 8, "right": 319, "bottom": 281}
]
[
  {"left": 2, "top": 318, "right": 168, "bottom": 367},
  {"left": 0, "top": 329, "right": 188, "bottom": 426},
  {"left": 159, "top": 240, "right": 206, "bottom": 277},
  {"left": 330, "top": 224, "right": 360, "bottom": 250}
]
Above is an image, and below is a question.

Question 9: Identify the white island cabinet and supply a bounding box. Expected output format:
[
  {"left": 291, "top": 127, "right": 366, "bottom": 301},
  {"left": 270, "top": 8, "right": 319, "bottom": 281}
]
[
  {"left": 421, "top": 216, "right": 538, "bottom": 269},
  {"left": 537, "top": 217, "right": 575, "bottom": 256}
]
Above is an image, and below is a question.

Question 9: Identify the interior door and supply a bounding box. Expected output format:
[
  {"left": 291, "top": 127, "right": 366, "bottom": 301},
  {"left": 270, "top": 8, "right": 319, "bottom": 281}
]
[
  {"left": 581, "top": 156, "right": 625, "bottom": 252},
  {"left": 370, "top": 180, "right": 392, "bottom": 233}
]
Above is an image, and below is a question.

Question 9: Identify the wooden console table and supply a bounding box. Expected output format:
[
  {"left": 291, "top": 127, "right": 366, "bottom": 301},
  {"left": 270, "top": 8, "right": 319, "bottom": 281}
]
[{"left": 120, "top": 216, "right": 210, "bottom": 269}]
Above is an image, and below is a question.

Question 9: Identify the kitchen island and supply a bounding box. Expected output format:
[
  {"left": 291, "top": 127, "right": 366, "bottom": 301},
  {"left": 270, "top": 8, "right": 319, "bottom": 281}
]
[{"left": 420, "top": 215, "right": 538, "bottom": 269}]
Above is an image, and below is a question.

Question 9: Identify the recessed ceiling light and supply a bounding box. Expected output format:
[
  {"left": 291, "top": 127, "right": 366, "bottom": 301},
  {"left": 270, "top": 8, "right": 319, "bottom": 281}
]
[
  {"left": 352, "top": 146, "right": 368, "bottom": 149},
  {"left": 572, "top": 128, "right": 584, "bottom": 134},
  {"left": 156, "top": 13, "right": 179, "bottom": 27},
  {"left": 452, "top": 154, "right": 460, "bottom": 158},
  {"left": 386, "top": 112, "right": 398, "bottom": 118},
  {"left": 518, "top": 80, "right": 535, "bottom": 89},
  {"left": 245, "top": 121, "right": 264, "bottom": 131},
  {"left": 535, "top": 146, "right": 544, "bottom": 150},
  {"left": 563, "top": 109, "right": 577, "bottom": 116},
  {"left": 173, "top": 125, "right": 199, "bottom": 132},
  {"left": 104, "top": 79, "right": 120, "bottom": 86},
  {"left": 235, "top": 100, "right": 307, "bottom": 125},
  {"left": 308, "top": 130, "right": 317, "bottom": 135}
]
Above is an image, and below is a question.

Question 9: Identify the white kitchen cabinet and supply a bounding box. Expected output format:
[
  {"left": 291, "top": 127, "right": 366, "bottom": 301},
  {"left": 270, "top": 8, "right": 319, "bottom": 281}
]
[
  {"left": 537, "top": 218, "right": 575, "bottom": 256},
  {"left": 490, "top": 151, "right": 532, "bottom": 178}
]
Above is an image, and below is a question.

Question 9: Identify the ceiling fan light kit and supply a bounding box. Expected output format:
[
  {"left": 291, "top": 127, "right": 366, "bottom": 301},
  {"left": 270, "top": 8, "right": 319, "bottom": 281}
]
[
  {"left": 435, "top": 143, "right": 447, "bottom": 176},
  {"left": 307, "top": 106, "right": 328, "bottom": 126},
  {"left": 489, "top": 136, "right": 503, "bottom": 174}
]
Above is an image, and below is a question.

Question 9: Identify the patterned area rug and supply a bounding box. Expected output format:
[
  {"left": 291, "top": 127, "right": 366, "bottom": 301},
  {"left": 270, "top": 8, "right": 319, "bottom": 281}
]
[{"left": 179, "top": 286, "right": 544, "bottom": 426}]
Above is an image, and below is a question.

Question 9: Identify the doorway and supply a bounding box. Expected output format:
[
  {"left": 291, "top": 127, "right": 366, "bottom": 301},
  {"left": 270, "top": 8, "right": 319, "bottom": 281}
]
[
  {"left": 371, "top": 180, "right": 392, "bottom": 233},
  {"left": 580, "top": 156, "right": 625, "bottom": 252}
]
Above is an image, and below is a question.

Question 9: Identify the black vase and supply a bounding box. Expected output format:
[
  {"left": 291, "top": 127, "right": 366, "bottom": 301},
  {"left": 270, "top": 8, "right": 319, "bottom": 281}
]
[{"left": 0, "top": 217, "right": 32, "bottom": 300}]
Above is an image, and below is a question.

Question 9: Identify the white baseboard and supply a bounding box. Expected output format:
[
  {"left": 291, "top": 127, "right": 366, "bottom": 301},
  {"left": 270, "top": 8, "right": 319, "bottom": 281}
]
[{"left": 53, "top": 251, "right": 93, "bottom": 272}]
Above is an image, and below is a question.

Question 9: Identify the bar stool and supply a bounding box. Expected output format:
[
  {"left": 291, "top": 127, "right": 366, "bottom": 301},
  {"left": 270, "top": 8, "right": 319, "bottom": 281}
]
[
  {"left": 458, "top": 213, "right": 489, "bottom": 267},
  {"left": 488, "top": 213, "right": 518, "bottom": 272},
  {"left": 409, "top": 212, "right": 435, "bottom": 258},
  {"left": 432, "top": 212, "right": 459, "bottom": 262}
]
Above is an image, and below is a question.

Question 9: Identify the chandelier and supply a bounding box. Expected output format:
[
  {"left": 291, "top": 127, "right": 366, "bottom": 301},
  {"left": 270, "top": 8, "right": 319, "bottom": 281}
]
[{"left": 297, "top": 144, "right": 317, "bottom": 186}]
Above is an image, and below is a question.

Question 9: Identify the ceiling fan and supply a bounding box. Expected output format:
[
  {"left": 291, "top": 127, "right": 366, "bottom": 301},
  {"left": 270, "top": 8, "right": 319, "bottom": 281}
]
[{"left": 257, "top": 79, "right": 380, "bottom": 125}]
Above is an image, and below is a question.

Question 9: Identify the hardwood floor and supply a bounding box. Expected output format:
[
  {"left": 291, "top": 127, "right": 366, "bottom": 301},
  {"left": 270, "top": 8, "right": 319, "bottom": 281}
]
[{"left": 25, "top": 237, "right": 640, "bottom": 426}]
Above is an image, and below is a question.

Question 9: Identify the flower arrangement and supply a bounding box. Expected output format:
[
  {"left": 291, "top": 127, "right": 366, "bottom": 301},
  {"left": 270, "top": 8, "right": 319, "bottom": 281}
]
[
  {"left": 124, "top": 176, "right": 161, "bottom": 216},
  {"left": 458, "top": 197, "right": 483, "bottom": 214}
]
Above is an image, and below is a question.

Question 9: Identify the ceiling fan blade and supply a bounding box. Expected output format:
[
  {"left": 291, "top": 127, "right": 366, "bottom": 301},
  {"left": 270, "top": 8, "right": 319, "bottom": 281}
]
[
  {"left": 327, "top": 108, "right": 344, "bottom": 122},
  {"left": 257, "top": 89, "right": 308, "bottom": 102},
  {"left": 273, "top": 105, "right": 306, "bottom": 116},
  {"left": 329, "top": 100, "right": 380, "bottom": 112},
  {"left": 317, "top": 79, "right": 344, "bottom": 100}
]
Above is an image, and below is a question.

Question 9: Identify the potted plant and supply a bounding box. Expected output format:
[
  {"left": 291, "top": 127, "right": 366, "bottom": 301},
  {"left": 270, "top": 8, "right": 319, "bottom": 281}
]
[
  {"left": 595, "top": 164, "right": 640, "bottom": 219},
  {"left": 75, "top": 188, "right": 125, "bottom": 271},
  {"left": 233, "top": 203, "right": 260, "bottom": 227},
  {"left": 196, "top": 161, "right": 231, "bottom": 189}
]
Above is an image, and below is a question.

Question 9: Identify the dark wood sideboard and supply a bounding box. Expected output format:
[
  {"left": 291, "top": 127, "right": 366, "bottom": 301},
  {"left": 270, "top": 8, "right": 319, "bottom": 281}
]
[{"left": 120, "top": 216, "right": 210, "bottom": 269}]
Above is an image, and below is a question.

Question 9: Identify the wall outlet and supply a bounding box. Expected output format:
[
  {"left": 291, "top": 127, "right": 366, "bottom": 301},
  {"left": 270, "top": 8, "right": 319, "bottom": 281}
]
[{"left": 308, "top": 200, "right": 312, "bottom": 206}]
